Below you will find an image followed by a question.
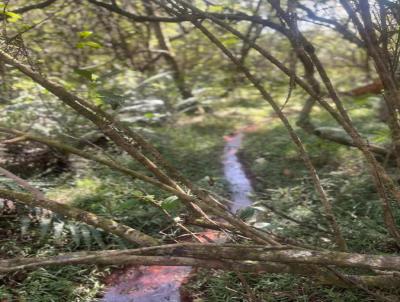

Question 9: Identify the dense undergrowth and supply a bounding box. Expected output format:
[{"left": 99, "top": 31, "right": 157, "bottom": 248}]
[{"left": 1, "top": 90, "right": 399, "bottom": 301}]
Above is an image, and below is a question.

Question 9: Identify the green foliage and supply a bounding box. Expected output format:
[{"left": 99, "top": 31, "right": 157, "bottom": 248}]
[
  {"left": 0, "top": 266, "right": 104, "bottom": 302},
  {"left": 76, "top": 41, "right": 102, "bottom": 49},
  {"left": 2, "top": 11, "right": 22, "bottom": 23},
  {"left": 78, "top": 31, "right": 93, "bottom": 39}
]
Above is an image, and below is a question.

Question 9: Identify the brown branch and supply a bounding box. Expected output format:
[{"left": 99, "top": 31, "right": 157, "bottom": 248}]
[
  {"left": 0, "top": 187, "right": 159, "bottom": 246},
  {"left": 296, "top": 2, "right": 364, "bottom": 47},
  {"left": 143, "top": 1, "right": 192, "bottom": 99},
  {"left": 3, "top": 243, "right": 400, "bottom": 288},
  {"left": 87, "top": 0, "right": 290, "bottom": 35}
]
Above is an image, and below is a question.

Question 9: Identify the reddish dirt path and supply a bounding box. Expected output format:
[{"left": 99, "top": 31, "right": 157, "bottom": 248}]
[{"left": 101, "top": 129, "right": 254, "bottom": 302}]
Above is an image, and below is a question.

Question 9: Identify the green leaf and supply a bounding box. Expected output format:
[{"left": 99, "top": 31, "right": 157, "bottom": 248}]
[
  {"left": 76, "top": 41, "right": 102, "bottom": 49},
  {"left": 161, "top": 195, "right": 179, "bottom": 211},
  {"left": 144, "top": 112, "right": 155, "bottom": 119},
  {"left": 3, "top": 11, "right": 22, "bottom": 22},
  {"left": 85, "top": 41, "right": 102, "bottom": 48},
  {"left": 222, "top": 36, "right": 238, "bottom": 46},
  {"left": 68, "top": 224, "right": 81, "bottom": 246},
  {"left": 78, "top": 31, "right": 93, "bottom": 39},
  {"left": 209, "top": 5, "right": 224, "bottom": 13}
]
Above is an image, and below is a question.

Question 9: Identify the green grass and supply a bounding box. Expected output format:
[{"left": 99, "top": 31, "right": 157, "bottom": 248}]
[
  {"left": 187, "top": 270, "right": 377, "bottom": 302},
  {"left": 0, "top": 266, "right": 105, "bottom": 302}
]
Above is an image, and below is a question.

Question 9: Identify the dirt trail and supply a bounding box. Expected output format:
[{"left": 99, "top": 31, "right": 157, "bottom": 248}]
[{"left": 100, "top": 129, "right": 254, "bottom": 302}]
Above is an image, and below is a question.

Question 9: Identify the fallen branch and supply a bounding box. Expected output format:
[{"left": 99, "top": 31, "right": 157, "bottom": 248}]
[
  {"left": 0, "top": 187, "right": 158, "bottom": 246},
  {"left": 2, "top": 243, "right": 400, "bottom": 288}
]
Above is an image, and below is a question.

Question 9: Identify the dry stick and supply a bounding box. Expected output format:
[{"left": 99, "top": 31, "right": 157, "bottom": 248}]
[
  {"left": 0, "top": 50, "right": 278, "bottom": 246},
  {"left": 3, "top": 242, "right": 400, "bottom": 272},
  {"left": 143, "top": 1, "right": 193, "bottom": 99},
  {"left": 0, "top": 166, "right": 45, "bottom": 200},
  {"left": 163, "top": 0, "right": 346, "bottom": 251},
  {"left": 2, "top": 254, "right": 400, "bottom": 289},
  {"left": 325, "top": 266, "right": 395, "bottom": 302}
]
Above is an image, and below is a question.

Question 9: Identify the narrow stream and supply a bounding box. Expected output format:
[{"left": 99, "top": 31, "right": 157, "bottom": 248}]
[
  {"left": 223, "top": 132, "right": 253, "bottom": 213},
  {"left": 100, "top": 130, "right": 253, "bottom": 302}
]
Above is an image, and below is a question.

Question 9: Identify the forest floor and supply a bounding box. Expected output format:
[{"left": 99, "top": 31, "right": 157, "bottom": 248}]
[{"left": 1, "top": 90, "right": 400, "bottom": 301}]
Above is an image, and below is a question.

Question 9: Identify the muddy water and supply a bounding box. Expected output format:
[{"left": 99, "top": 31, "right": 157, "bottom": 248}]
[{"left": 100, "top": 130, "right": 253, "bottom": 302}]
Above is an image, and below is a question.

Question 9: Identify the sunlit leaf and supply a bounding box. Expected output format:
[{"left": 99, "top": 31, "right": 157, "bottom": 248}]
[
  {"left": 144, "top": 112, "right": 155, "bottom": 119},
  {"left": 222, "top": 36, "right": 239, "bottom": 46},
  {"left": 76, "top": 41, "right": 102, "bottom": 49},
  {"left": 85, "top": 41, "right": 102, "bottom": 48},
  {"left": 161, "top": 195, "right": 179, "bottom": 211},
  {"left": 78, "top": 31, "right": 93, "bottom": 39},
  {"left": 3, "top": 11, "right": 22, "bottom": 22},
  {"left": 209, "top": 5, "right": 224, "bottom": 13}
]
